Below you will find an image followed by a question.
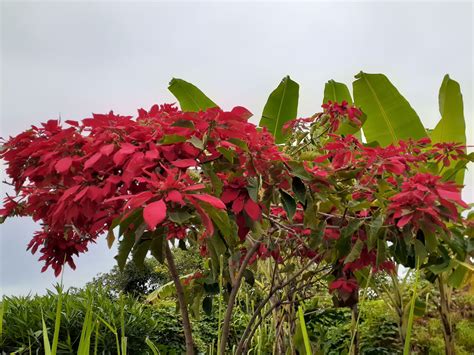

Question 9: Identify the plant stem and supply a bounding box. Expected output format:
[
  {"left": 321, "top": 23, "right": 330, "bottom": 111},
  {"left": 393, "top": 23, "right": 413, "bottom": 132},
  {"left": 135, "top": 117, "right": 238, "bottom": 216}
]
[
  {"left": 349, "top": 270, "right": 372, "bottom": 355},
  {"left": 218, "top": 241, "right": 261, "bottom": 355},
  {"left": 438, "top": 275, "right": 455, "bottom": 355},
  {"left": 403, "top": 267, "right": 419, "bottom": 355},
  {"left": 165, "top": 242, "right": 195, "bottom": 355},
  {"left": 217, "top": 254, "right": 224, "bottom": 355}
]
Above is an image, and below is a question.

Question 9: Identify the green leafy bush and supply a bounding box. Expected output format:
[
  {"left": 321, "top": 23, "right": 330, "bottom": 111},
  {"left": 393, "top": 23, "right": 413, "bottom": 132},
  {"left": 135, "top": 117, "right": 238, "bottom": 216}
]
[{"left": 1, "top": 286, "right": 188, "bottom": 354}]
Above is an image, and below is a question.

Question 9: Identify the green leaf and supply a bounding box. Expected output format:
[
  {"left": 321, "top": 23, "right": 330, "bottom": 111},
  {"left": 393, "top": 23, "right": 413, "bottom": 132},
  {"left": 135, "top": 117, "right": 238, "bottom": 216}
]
[
  {"left": 51, "top": 288, "right": 63, "bottom": 355},
  {"left": 367, "top": 214, "right": 384, "bottom": 250},
  {"left": 448, "top": 263, "right": 469, "bottom": 288},
  {"left": 297, "top": 305, "right": 312, "bottom": 355},
  {"left": 342, "top": 219, "right": 364, "bottom": 239},
  {"left": 287, "top": 160, "right": 313, "bottom": 180},
  {"left": 260, "top": 76, "right": 299, "bottom": 144},
  {"left": 323, "top": 79, "right": 353, "bottom": 105},
  {"left": 217, "top": 147, "right": 234, "bottom": 163},
  {"left": 431, "top": 75, "right": 466, "bottom": 184},
  {"left": 442, "top": 153, "right": 474, "bottom": 183},
  {"left": 422, "top": 228, "right": 438, "bottom": 253},
  {"left": 145, "top": 337, "right": 160, "bottom": 355},
  {"left": 115, "top": 231, "right": 135, "bottom": 271},
  {"left": 168, "top": 78, "right": 217, "bottom": 112},
  {"left": 172, "top": 119, "right": 195, "bottom": 129},
  {"left": 207, "top": 235, "right": 227, "bottom": 277},
  {"left": 161, "top": 134, "right": 187, "bottom": 144},
  {"left": 132, "top": 238, "right": 151, "bottom": 269},
  {"left": 280, "top": 190, "right": 297, "bottom": 221},
  {"left": 413, "top": 297, "right": 427, "bottom": 317},
  {"left": 246, "top": 176, "right": 259, "bottom": 202},
  {"left": 428, "top": 257, "right": 451, "bottom": 275},
  {"left": 150, "top": 233, "right": 165, "bottom": 264},
  {"left": 303, "top": 197, "right": 320, "bottom": 230},
  {"left": 228, "top": 138, "right": 249, "bottom": 152},
  {"left": 336, "top": 219, "right": 364, "bottom": 258},
  {"left": 41, "top": 312, "right": 52, "bottom": 355},
  {"left": 345, "top": 239, "right": 364, "bottom": 264},
  {"left": 323, "top": 79, "right": 362, "bottom": 140},
  {"left": 0, "top": 300, "right": 4, "bottom": 338},
  {"left": 452, "top": 259, "right": 474, "bottom": 272},
  {"left": 353, "top": 72, "right": 427, "bottom": 146},
  {"left": 292, "top": 177, "right": 306, "bottom": 204},
  {"left": 414, "top": 239, "right": 427, "bottom": 266},
  {"left": 187, "top": 135, "right": 204, "bottom": 150},
  {"left": 146, "top": 274, "right": 195, "bottom": 302},
  {"left": 202, "top": 163, "right": 223, "bottom": 196},
  {"left": 168, "top": 210, "right": 193, "bottom": 224},
  {"left": 118, "top": 209, "right": 142, "bottom": 237},
  {"left": 201, "top": 204, "right": 234, "bottom": 246}
]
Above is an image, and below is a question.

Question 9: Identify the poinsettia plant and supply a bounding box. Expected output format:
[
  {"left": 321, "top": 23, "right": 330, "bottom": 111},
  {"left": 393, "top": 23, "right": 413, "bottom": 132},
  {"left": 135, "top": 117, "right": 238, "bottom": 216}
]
[{"left": 1, "top": 74, "right": 472, "bottom": 354}]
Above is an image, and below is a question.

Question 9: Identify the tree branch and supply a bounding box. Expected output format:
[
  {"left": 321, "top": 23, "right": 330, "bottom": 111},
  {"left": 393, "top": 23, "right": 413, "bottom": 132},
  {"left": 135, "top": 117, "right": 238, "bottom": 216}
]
[
  {"left": 165, "top": 242, "right": 195, "bottom": 355},
  {"left": 218, "top": 240, "right": 261, "bottom": 355}
]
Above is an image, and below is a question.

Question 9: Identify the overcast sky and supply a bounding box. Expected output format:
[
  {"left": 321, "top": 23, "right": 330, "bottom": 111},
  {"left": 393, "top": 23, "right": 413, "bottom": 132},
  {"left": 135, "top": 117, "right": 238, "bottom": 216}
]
[{"left": 1, "top": 1, "right": 473, "bottom": 296}]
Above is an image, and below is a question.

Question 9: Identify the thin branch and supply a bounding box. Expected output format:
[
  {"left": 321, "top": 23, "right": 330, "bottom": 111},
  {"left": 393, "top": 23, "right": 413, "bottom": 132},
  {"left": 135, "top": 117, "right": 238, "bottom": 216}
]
[{"left": 218, "top": 240, "right": 261, "bottom": 355}]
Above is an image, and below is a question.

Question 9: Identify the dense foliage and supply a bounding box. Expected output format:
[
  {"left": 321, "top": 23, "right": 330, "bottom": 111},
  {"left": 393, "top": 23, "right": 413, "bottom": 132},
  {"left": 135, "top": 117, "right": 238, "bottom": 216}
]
[
  {"left": 1, "top": 275, "right": 472, "bottom": 354},
  {"left": 1, "top": 73, "right": 472, "bottom": 354}
]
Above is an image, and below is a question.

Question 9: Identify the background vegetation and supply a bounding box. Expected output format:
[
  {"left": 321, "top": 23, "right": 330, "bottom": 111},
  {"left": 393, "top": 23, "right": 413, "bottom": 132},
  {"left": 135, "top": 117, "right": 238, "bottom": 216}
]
[{"left": 1, "top": 250, "right": 473, "bottom": 354}]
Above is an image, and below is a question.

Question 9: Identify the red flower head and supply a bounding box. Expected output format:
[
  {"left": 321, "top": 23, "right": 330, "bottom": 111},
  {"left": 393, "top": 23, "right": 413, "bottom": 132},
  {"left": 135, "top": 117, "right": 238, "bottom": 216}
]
[
  {"left": 388, "top": 173, "right": 468, "bottom": 231},
  {"left": 320, "top": 101, "right": 363, "bottom": 133}
]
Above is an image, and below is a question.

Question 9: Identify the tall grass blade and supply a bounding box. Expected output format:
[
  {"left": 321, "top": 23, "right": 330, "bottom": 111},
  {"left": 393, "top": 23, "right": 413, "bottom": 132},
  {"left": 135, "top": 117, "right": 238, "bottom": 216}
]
[
  {"left": 51, "top": 286, "right": 63, "bottom": 355},
  {"left": 403, "top": 267, "right": 420, "bottom": 355},
  {"left": 41, "top": 311, "right": 52, "bottom": 355},
  {"left": 298, "top": 305, "right": 311, "bottom": 355},
  {"left": 145, "top": 337, "right": 160, "bottom": 355},
  {"left": 0, "top": 298, "right": 4, "bottom": 338},
  {"left": 120, "top": 295, "right": 127, "bottom": 355},
  {"left": 94, "top": 320, "right": 100, "bottom": 355},
  {"left": 77, "top": 299, "right": 94, "bottom": 355}
]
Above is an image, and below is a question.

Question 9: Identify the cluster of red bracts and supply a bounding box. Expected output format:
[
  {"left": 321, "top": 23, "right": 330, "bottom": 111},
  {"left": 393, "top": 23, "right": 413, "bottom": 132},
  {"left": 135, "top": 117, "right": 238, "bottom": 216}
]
[
  {"left": 388, "top": 173, "right": 468, "bottom": 231},
  {"left": 320, "top": 100, "right": 363, "bottom": 132},
  {"left": 1, "top": 104, "right": 286, "bottom": 275},
  {"left": 0, "top": 96, "right": 468, "bottom": 302}
]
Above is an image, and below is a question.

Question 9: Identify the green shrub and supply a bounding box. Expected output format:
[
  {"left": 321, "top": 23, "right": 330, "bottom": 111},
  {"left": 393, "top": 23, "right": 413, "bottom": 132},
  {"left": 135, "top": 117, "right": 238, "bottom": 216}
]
[{"left": 1, "top": 286, "right": 187, "bottom": 354}]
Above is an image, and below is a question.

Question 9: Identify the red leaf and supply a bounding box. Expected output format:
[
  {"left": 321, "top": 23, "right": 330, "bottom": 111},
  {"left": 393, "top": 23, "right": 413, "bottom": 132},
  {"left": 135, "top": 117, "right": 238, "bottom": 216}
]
[
  {"left": 397, "top": 214, "right": 413, "bottom": 228},
  {"left": 171, "top": 159, "right": 197, "bottom": 168},
  {"left": 244, "top": 198, "right": 261, "bottom": 221},
  {"left": 143, "top": 199, "right": 167, "bottom": 230},
  {"left": 220, "top": 189, "right": 240, "bottom": 204},
  {"left": 189, "top": 194, "right": 226, "bottom": 209},
  {"left": 232, "top": 195, "right": 245, "bottom": 214},
  {"left": 73, "top": 187, "right": 89, "bottom": 202},
  {"left": 231, "top": 106, "right": 253, "bottom": 120},
  {"left": 55, "top": 157, "right": 72, "bottom": 173},
  {"left": 437, "top": 188, "right": 468, "bottom": 208},
  {"left": 100, "top": 144, "right": 115, "bottom": 156},
  {"left": 329, "top": 280, "right": 344, "bottom": 290},
  {"left": 183, "top": 184, "right": 206, "bottom": 192},
  {"left": 84, "top": 152, "right": 102, "bottom": 169},
  {"left": 167, "top": 190, "right": 184, "bottom": 205},
  {"left": 113, "top": 144, "right": 136, "bottom": 165},
  {"left": 125, "top": 191, "right": 154, "bottom": 210}
]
